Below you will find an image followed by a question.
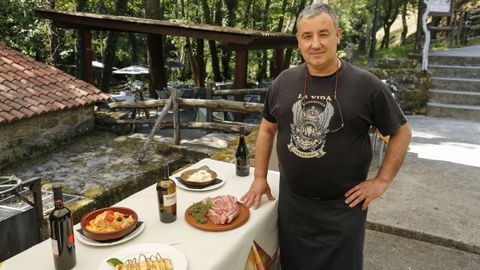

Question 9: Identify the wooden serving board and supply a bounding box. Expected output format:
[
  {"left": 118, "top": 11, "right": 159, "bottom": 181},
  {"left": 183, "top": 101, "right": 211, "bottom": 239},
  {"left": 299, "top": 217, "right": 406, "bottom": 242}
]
[{"left": 184, "top": 202, "right": 250, "bottom": 231}]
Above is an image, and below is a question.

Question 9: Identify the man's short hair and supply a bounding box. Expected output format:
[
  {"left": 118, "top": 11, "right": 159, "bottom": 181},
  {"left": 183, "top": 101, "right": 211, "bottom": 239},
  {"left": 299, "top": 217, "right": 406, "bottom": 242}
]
[{"left": 296, "top": 3, "right": 338, "bottom": 30}]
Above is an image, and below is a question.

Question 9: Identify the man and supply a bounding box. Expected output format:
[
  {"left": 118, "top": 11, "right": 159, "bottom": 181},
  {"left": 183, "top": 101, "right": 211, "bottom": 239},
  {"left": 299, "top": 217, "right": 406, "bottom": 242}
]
[{"left": 241, "top": 3, "right": 412, "bottom": 270}]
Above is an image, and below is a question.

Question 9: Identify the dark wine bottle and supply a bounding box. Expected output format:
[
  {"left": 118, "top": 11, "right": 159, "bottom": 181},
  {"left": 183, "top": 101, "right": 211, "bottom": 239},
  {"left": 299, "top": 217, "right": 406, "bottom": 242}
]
[
  {"left": 156, "top": 165, "right": 177, "bottom": 223},
  {"left": 49, "top": 183, "right": 76, "bottom": 270},
  {"left": 236, "top": 126, "right": 250, "bottom": 176}
]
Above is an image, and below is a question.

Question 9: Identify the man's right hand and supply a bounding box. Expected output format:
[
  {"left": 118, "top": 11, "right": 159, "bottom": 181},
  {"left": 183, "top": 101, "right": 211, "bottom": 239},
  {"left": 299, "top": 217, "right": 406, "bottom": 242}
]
[{"left": 241, "top": 177, "right": 275, "bottom": 209}]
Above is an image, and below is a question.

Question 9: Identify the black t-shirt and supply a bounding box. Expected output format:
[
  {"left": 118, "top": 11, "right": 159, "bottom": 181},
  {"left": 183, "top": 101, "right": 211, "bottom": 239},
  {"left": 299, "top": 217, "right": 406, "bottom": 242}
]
[{"left": 263, "top": 60, "right": 407, "bottom": 199}]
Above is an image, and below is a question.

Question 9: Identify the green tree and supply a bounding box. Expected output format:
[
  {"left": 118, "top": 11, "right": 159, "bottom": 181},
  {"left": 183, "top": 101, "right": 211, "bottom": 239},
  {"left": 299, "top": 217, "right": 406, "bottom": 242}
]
[{"left": 100, "top": 0, "right": 128, "bottom": 92}]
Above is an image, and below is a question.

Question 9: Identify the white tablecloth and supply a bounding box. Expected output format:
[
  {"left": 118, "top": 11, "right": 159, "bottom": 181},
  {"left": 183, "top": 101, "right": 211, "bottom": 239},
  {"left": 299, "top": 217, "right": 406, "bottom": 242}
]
[{"left": 3, "top": 158, "right": 280, "bottom": 270}]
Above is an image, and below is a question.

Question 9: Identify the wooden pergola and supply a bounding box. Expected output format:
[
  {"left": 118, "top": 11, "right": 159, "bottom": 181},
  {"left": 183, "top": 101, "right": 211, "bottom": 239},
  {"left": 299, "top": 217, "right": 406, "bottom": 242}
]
[{"left": 34, "top": 9, "right": 297, "bottom": 91}]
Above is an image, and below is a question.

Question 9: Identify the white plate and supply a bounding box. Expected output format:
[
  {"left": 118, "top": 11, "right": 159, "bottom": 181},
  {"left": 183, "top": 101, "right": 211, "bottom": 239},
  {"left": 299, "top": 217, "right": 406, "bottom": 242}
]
[
  {"left": 172, "top": 168, "right": 226, "bottom": 192},
  {"left": 97, "top": 243, "right": 188, "bottom": 270},
  {"left": 76, "top": 221, "right": 145, "bottom": 247}
]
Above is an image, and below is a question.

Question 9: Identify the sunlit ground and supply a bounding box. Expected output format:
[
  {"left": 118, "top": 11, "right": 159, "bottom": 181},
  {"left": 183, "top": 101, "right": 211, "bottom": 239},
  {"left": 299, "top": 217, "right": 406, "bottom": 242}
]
[{"left": 408, "top": 127, "right": 480, "bottom": 168}]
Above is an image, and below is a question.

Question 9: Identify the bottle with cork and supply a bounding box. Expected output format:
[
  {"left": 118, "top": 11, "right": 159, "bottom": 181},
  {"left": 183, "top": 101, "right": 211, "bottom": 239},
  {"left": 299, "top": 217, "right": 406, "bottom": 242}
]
[
  {"left": 235, "top": 126, "right": 250, "bottom": 176},
  {"left": 49, "top": 183, "right": 76, "bottom": 270}
]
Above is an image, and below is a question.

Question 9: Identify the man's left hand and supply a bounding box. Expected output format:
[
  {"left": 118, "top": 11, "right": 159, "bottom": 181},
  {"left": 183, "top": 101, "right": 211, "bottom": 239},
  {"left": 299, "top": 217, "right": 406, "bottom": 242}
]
[{"left": 344, "top": 178, "right": 389, "bottom": 210}]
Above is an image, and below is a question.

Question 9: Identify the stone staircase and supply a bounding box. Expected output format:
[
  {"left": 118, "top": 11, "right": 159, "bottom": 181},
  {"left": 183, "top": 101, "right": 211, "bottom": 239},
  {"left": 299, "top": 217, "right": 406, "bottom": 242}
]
[{"left": 427, "top": 53, "right": 480, "bottom": 121}]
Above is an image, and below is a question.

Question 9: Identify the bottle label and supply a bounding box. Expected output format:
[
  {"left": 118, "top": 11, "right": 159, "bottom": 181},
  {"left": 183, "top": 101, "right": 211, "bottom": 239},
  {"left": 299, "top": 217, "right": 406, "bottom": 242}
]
[
  {"left": 163, "top": 192, "right": 176, "bottom": 207},
  {"left": 67, "top": 233, "right": 75, "bottom": 247},
  {"left": 236, "top": 158, "right": 250, "bottom": 168},
  {"left": 51, "top": 239, "right": 59, "bottom": 257}
]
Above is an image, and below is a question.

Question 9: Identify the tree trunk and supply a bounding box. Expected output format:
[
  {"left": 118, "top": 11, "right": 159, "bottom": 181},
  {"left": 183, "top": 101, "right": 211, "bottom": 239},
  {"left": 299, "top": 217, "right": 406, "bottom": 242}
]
[
  {"left": 414, "top": 0, "right": 424, "bottom": 53},
  {"left": 284, "top": 0, "right": 307, "bottom": 69},
  {"left": 400, "top": 1, "right": 408, "bottom": 45},
  {"left": 214, "top": 0, "right": 224, "bottom": 82},
  {"left": 243, "top": 0, "right": 254, "bottom": 28},
  {"left": 128, "top": 33, "right": 138, "bottom": 64},
  {"left": 179, "top": 0, "right": 198, "bottom": 85},
  {"left": 201, "top": 0, "right": 222, "bottom": 82},
  {"left": 381, "top": 25, "right": 391, "bottom": 48},
  {"left": 380, "top": 0, "right": 400, "bottom": 49},
  {"left": 195, "top": 39, "right": 205, "bottom": 87},
  {"left": 276, "top": 0, "right": 288, "bottom": 32},
  {"left": 381, "top": 0, "right": 393, "bottom": 49},
  {"left": 270, "top": 0, "right": 288, "bottom": 76},
  {"left": 257, "top": 0, "right": 271, "bottom": 81},
  {"left": 144, "top": 0, "right": 166, "bottom": 98},
  {"left": 48, "top": 0, "right": 63, "bottom": 68},
  {"left": 221, "top": 0, "right": 237, "bottom": 81},
  {"left": 100, "top": 32, "right": 119, "bottom": 92},
  {"left": 76, "top": 0, "right": 88, "bottom": 79},
  {"left": 100, "top": 0, "right": 128, "bottom": 92}
]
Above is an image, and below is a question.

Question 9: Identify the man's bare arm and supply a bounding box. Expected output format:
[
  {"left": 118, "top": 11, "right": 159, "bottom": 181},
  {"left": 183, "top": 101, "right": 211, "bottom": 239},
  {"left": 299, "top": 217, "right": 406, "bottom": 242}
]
[
  {"left": 345, "top": 122, "right": 412, "bottom": 210},
  {"left": 241, "top": 118, "right": 278, "bottom": 209}
]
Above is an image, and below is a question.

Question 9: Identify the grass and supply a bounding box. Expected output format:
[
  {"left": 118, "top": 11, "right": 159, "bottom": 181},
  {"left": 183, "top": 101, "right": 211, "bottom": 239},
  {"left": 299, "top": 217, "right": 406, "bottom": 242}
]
[
  {"left": 352, "top": 44, "right": 415, "bottom": 68},
  {"left": 351, "top": 35, "right": 479, "bottom": 68}
]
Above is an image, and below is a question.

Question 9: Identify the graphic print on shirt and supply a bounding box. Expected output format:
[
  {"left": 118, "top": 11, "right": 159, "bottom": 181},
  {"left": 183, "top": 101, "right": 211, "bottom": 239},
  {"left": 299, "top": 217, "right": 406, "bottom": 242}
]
[{"left": 287, "top": 95, "right": 335, "bottom": 158}]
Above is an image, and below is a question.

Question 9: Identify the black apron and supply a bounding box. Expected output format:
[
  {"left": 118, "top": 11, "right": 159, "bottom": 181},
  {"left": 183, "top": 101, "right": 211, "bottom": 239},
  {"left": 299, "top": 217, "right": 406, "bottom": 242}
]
[{"left": 278, "top": 178, "right": 367, "bottom": 270}]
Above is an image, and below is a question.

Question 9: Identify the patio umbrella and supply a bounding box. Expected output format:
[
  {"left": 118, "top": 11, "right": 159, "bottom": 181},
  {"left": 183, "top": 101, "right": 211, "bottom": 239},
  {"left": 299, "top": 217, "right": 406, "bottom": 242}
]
[
  {"left": 112, "top": 65, "right": 149, "bottom": 75},
  {"left": 92, "top": 61, "right": 104, "bottom": 68}
]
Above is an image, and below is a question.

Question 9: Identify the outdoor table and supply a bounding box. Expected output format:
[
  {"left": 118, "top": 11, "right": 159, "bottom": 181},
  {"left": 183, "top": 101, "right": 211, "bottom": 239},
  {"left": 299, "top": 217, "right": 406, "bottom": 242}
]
[{"left": 2, "top": 158, "right": 280, "bottom": 270}]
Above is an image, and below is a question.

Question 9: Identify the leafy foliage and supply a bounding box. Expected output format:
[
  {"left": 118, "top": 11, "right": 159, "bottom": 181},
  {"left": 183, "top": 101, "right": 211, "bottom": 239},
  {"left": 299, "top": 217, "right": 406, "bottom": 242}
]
[
  {"left": 4, "top": 0, "right": 473, "bottom": 87},
  {"left": 0, "top": 0, "right": 50, "bottom": 59}
]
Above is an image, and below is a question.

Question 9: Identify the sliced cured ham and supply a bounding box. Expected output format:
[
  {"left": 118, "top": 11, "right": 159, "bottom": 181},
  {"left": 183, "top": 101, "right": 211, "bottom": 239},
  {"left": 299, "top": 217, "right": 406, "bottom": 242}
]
[{"left": 206, "top": 195, "right": 240, "bottom": 225}]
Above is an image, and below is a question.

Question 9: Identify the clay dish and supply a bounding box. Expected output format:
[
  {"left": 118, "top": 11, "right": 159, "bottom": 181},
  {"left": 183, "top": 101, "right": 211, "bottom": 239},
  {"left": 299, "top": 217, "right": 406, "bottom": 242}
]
[
  {"left": 180, "top": 166, "right": 217, "bottom": 187},
  {"left": 80, "top": 207, "right": 138, "bottom": 241}
]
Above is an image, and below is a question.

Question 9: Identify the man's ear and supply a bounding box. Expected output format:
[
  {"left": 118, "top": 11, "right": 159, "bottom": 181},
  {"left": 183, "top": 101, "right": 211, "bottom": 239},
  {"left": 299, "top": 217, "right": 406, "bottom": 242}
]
[{"left": 336, "top": 29, "right": 342, "bottom": 44}]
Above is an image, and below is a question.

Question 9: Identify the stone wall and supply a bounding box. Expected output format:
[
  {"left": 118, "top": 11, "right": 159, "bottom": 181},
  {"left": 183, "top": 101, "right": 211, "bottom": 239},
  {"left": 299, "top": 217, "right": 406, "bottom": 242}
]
[
  {"left": 0, "top": 106, "right": 95, "bottom": 169},
  {"left": 369, "top": 58, "right": 431, "bottom": 115}
]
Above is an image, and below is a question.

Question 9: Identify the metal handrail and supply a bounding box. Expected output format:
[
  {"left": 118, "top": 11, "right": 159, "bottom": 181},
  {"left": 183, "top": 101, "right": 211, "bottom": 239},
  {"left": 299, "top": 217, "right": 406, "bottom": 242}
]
[{"left": 0, "top": 175, "right": 22, "bottom": 195}]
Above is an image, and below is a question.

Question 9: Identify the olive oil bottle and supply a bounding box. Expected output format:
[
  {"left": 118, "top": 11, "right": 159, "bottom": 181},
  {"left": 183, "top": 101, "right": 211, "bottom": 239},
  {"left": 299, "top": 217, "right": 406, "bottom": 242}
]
[{"left": 156, "top": 165, "right": 177, "bottom": 223}]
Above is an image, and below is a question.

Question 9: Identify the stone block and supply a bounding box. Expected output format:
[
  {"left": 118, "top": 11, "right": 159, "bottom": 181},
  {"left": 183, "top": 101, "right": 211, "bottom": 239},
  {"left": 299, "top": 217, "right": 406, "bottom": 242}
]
[
  {"left": 39, "top": 116, "right": 59, "bottom": 129},
  {"left": 369, "top": 68, "right": 431, "bottom": 115},
  {"left": 1, "top": 106, "right": 96, "bottom": 167},
  {"left": 378, "top": 58, "right": 418, "bottom": 69}
]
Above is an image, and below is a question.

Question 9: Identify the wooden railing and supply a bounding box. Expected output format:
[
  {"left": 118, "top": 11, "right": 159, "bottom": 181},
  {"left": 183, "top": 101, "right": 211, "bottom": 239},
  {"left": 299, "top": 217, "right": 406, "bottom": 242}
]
[
  {"left": 104, "top": 86, "right": 268, "bottom": 147},
  {"left": 462, "top": 8, "right": 480, "bottom": 45},
  {"left": 429, "top": 8, "right": 480, "bottom": 46}
]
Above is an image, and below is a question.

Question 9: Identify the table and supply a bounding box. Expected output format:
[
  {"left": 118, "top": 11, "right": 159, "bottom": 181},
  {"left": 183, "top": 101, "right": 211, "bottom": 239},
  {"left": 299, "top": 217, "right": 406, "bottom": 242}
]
[{"left": 2, "top": 158, "right": 280, "bottom": 270}]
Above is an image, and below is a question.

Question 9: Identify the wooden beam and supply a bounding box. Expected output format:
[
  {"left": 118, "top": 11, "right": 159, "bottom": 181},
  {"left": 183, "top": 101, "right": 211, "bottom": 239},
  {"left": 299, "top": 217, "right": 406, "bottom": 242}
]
[
  {"left": 35, "top": 9, "right": 296, "bottom": 49},
  {"left": 223, "top": 40, "right": 297, "bottom": 50},
  {"left": 180, "top": 98, "right": 262, "bottom": 113},
  {"left": 213, "top": 88, "right": 267, "bottom": 96},
  {"left": 81, "top": 29, "right": 94, "bottom": 84},
  {"left": 96, "top": 118, "right": 256, "bottom": 133},
  {"left": 107, "top": 98, "right": 263, "bottom": 113}
]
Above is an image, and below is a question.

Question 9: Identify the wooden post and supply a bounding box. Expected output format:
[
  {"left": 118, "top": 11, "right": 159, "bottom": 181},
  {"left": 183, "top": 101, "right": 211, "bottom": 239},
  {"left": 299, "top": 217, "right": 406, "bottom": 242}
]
[
  {"left": 172, "top": 89, "right": 181, "bottom": 145},
  {"left": 233, "top": 50, "right": 248, "bottom": 122},
  {"left": 138, "top": 97, "right": 173, "bottom": 163},
  {"left": 206, "top": 83, "right": 213, "bottom": 122},
  {"left": 80, "top": 29, "right": 94, "bottom": 84},
  {"left": 29, "top": 177, "right": 43, "bottom": 232}
]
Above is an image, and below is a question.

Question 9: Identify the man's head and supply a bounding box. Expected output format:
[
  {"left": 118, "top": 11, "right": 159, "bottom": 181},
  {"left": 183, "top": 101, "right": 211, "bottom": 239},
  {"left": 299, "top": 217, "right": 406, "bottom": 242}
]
[{"left": 296, "top": 3, "right": 341, "bottom": 75}]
